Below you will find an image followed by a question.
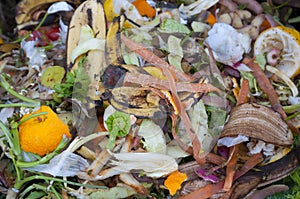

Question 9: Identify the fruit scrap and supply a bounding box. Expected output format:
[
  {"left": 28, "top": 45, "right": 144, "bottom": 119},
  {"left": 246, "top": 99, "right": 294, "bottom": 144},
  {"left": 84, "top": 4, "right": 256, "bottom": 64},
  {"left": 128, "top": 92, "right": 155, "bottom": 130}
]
[
  {"left": 164, "top": 170, "right": 188, "bottom": 196},
  {"left": 19, "top": 106, "right": 71, "bottom": 156}
]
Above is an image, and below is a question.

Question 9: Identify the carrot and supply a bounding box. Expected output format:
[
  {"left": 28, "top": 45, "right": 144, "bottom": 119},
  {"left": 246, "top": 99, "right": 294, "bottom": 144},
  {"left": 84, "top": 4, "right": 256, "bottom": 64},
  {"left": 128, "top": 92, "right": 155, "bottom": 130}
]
[
  {"left": 206, "top": 13, "right": 216, "bottom": 26},
  {"left": 223, "top": 146, "right": 238, "bottom": 191},
  {"left": 178, "top": 181, "right": 225, "bottom": 199},
  {"left": 242, "top": 57, "right": 286, "bottom": 118},
  {"left": 260, "top": 18, "right": 271, "bottom": 31},
  {"left": 132, "top": 0, "right": 156, "bottom": 18},
  {"left": 236, "top": 78, "right": 249, "bottom": 105}
]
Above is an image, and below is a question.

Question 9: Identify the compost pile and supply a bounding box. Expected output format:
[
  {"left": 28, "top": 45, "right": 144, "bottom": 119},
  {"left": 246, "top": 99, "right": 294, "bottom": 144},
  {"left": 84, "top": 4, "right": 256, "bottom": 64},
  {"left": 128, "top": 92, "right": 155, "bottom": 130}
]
[{"left": 0, "top": 0, "right": 300, "bottom": 198}]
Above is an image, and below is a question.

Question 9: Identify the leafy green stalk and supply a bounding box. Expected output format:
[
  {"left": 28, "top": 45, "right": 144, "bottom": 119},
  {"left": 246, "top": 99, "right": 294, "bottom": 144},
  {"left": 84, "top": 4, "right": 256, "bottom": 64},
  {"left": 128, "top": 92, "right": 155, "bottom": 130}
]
[
  {"left": 14, "top": 174, "right": 107, "bottom": 191},
  {"left": 0, "top": 74, "right": 40, "bottom": 106},
  {"left": 105, "top": 111, "right": 131, "bottom": 150},
  {"left": 53, "top": 57, "right": 90, "bottom": 101},
  {"left": 16, "top": 137, "right": 69, "bottom": 167},
  {"left": 283, "top": 103, "right": 300, "bottom": 114},
  {"left": 0, "top": 103, "right": 37, "bottom": 108}
]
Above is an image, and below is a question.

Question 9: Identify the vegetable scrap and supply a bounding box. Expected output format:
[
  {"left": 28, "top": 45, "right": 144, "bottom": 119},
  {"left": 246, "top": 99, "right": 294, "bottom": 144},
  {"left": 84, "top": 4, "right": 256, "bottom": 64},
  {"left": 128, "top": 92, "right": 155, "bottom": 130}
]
[{"left": 0, "top": 0, "right": 300, "bottom": 198}]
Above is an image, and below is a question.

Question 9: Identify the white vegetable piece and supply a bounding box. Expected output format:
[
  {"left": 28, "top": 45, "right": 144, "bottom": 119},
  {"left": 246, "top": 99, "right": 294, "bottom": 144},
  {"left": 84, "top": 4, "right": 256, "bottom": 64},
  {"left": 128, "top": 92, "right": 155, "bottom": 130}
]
[
  {"left": 217, "top": 134, "right": 249, "bottom": 147},
  {"left": 24, "top": 151, "right": 90, "bottom": 177},
  {"left": 205, "top": 23, "right": 251, "bottom": 66},
  {"left": 179, "top": 0, "right": 219, "bottom": 18},
  {"left": 110, "top": 152, "right": 178, "bottom": 178},
  {"left": 21, "top": 40, "right": 47, "bottom": 67},
  {"left": 138, "top": 119, "right": 167, "bottom": 154},
  {"left": 47, "top": 2, "right": 73, "bottom": 14}
]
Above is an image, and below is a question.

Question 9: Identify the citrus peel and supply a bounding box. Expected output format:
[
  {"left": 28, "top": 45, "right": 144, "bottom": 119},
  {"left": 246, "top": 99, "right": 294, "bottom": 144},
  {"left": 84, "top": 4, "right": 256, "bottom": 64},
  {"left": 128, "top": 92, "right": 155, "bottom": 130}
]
[
  {"left": 19, "top": 106, "right": 71, "bottom": 156},
  {"left": 164, "top": 170, "right": 187, "bottom": 196},
  {"left": 254, "top": 26, "right": 300, "bottom": 78}
]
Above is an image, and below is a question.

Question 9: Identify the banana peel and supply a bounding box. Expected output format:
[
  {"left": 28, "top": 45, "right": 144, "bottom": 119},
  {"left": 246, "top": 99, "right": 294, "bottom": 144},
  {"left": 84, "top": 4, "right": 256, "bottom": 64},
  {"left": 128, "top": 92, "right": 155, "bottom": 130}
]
[
  {"left": 105, "top": 16, "right": 124, "bottom": 65},
  {"left": 15, "top": 0, "right": 80, "bottom": 25},
  {"left": 109, "top": 87, "right": 168, "bottom": 119},
  {"left": 67, "top": 0, "right": 106, "bottom": 100}
]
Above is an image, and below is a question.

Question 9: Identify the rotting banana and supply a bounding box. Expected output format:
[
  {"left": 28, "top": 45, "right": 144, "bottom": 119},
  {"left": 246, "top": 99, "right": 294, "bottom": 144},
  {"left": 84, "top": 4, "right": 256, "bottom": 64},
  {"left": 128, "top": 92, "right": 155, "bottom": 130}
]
[
  {"left": 15, "top": 0, "right": 80, "bottom": 25},
  {"left": 67, "top": 0, "right": 106, "bottom": 100},
  {"left": 108, "top": 87, "right": 169, "bottom": 119},
  {"left": 105, "top": 16, "right": 124, "bottom": 65}
]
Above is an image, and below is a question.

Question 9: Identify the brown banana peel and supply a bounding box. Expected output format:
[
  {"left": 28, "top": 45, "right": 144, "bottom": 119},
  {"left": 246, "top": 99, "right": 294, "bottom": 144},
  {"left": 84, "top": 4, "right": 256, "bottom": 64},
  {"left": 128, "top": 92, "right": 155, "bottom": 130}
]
[
  {"left": 105, "top": 16, "right": 124, "bottom": 65},
  {"left": 67, "top": 0, "right": 106, "bottom": 100},
  {"left": 15, "top": 0, "right": 79, "bottom": 25}
]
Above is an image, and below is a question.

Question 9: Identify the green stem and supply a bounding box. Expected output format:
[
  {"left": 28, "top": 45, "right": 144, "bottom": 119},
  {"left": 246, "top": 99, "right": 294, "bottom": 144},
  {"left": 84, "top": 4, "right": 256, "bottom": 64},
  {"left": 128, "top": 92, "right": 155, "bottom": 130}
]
[
  {"left": 11, "top": 126, "right": 22, "bottom": 160},
  {"left": 0, "top": 74, "right": 40, "bottom": 105},
  {"left": 0, "top": 103, "right": 37, "bottom": 108},
  {"left": 12, "top": 12, "right": 50, "bottom": 44},
  {"left": 10, "top": 150, "right": 23, "bottom": 182},
  {"left": 16, "top": 137, "right": 69, "bottom": 168},
  {"left": 18, "top": 112, "right": 48, "bottom": 126},
  {"left": 14, "top": 175, "right": 107, "bottom": 191},
  {"left": 180, "top": 30, "right": 194, "bottom": 46},
  {"left": 18, "top": 184, "right": 48, "bottom": 199},
  {"left": 285, "top": 111, "right": 300, "bottom": 121},
  {"left": 0, "top": 121, "right": 14, "bottom": 150},
  {"left": 283, "top": 103, "right": 300, "bottom": 114}
]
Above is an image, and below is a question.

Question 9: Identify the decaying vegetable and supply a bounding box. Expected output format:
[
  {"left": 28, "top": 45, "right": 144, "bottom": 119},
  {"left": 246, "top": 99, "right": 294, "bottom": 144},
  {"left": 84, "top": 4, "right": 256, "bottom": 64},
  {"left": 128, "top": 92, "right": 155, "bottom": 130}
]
[
  {"left": 2, "top": 0, "right": 300, "bottom": 198},
  {"left": 19, "top": 105, "right": 71, "bottom": 156}
]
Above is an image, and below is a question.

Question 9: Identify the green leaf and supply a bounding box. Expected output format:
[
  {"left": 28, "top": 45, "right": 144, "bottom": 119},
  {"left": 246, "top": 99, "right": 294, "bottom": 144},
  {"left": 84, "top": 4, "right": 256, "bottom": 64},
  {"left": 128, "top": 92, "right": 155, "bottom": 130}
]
[
  {"left": 255, "top": 54, "right": 266, "bottom": 70},
  {"left": 159, "top": 19, "right": 191, "bottom": 34},
  {"left": 240, "top": 71, "right": 259, "bottom": 95},
  {"left": 27, "top": 191, "right": 46, "bottom": 199}
]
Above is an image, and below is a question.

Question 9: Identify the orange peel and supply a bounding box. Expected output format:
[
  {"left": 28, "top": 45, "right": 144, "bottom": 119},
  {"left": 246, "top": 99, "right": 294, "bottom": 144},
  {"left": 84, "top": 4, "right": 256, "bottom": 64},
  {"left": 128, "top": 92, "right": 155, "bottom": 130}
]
[
  {"left": 164, "top": 170, "right": 187, "bottom": 196},
  {"left": 19, "top": 105, "right": 71, "bottom": 156},
  {"left": 254, "top": 26, "right": 300, "bottom": 78}
]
